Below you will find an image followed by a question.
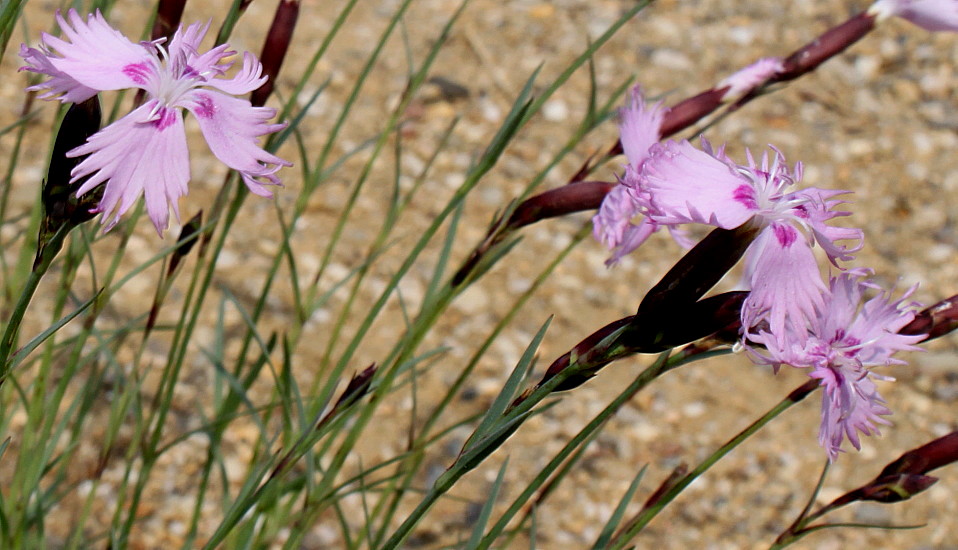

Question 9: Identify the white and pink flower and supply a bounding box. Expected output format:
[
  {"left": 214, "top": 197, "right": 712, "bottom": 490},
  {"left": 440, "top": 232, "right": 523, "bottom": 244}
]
[
  {"left": 630, "top": 138, "right": 863, "bottom": 341},
  {"left": 747, "top": 271, "right": 925, "bottom": 460},
  {"left": 20, "top": 10, "right": 291, "bottom": 235}
]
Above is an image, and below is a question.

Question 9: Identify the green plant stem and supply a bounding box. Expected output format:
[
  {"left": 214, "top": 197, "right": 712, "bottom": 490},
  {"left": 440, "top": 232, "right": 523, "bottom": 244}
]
[
  {"left": 0, "top": 225, "right": 69, "bottom": 383},
  {"left": 608, "top": 379, "right": 820, "bottom": 549},
  {"left": 379, "top": 342, "right": 694, "bottom": 550},
  {"left": 474, "top": 351, "right": 677, "bottom": 550},
  {"left": 769, "top": 461, "right": 832, "bottom": 550}
]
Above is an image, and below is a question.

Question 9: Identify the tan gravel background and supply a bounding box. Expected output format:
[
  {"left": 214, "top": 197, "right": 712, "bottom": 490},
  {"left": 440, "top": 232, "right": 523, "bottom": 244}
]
[{"left": 3, "top": 0, "right": 958, "bottom": 548}]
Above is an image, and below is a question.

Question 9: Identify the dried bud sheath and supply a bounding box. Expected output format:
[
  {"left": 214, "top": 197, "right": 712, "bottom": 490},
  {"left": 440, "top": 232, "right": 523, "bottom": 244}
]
[{"left": 505, "top": 181, "right": 615, "bottom": 230}]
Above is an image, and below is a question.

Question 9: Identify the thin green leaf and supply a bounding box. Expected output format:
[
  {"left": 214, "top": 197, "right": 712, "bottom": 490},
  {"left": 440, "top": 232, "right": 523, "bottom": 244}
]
[
  {"left": 592, "top": 466, "right": 648, "bottom": 550},
  {"left": 465, "top": 458, "right": 510, "bottom": 550},
  {"left": 467, "top": 316, "right": 551, "bottom": 446}
]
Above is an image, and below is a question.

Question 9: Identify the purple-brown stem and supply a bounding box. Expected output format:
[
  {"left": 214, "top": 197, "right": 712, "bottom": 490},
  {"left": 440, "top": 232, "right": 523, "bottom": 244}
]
[
  {"left": 505, "top": 180, "right": 615, "bottom": 229},
  {"left": 330, "top": 363, "right": 377, "bottom": 413},
  {"left": 451, "top": 180, "right": 615, "bottom": 286},
  {"left": 795, "top": 431, "right": 958, "bottom": 531},
  {"left": 251, "top": 0, "right": 300, "bottom": 107},
  {"left": 270, "top": 363, "right": 378, "bottom": 480},
  {"left": 538, "top": 316, "right": 635, "bottom": 392},
  {"left": 775, "top": 12, "right": 876, "bottom": 83},
  {"left": 146, "top": 211, "right": 204, "bottom": 334}
]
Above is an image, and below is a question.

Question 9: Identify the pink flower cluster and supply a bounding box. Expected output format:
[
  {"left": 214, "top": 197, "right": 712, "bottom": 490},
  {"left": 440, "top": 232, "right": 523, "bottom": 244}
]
[
  {"left": 593, "top": 3, "right": 958, "bottom": 458},
  {"left": 20, "top": 10, "right": 291, "bottom": 235},
  {"left": 748, "top": 270, "right": 925, "bottom": 460},
  {"left": 596, "top": 85, "right": 925, "bottom": 459}
]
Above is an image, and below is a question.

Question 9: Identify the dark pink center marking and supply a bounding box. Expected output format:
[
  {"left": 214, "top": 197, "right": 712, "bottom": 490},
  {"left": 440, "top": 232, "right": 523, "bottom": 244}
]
[
  {"left": 123, "top": 62, "right": 151, "bottom": 85},
  {"left": 732, "top": 184, "right": 758, "bottom": 210},
  {"left": 773, "top": 223, "right": 797, "bottom": 248},
  {"left": 193, "top": 93, "right": 216, "bottom": 119},
  {"left": 153, "top": 107, "right": 177, "bottom": 130}
]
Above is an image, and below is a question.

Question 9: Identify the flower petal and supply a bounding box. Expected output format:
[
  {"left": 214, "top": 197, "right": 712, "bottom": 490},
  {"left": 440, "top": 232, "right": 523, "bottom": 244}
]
[
  {"left": 204, "top": 52, "right": 268, "bottom": 96},
  {"left": 619, "top": 87, "right": 665, "bottom": 169},
  {"left": 168, "top": 20, "right": 212, "bottom": 60},
  {"left": 19, "top": 43, "right": 98, "bottom": 102},
  {"left": 741, "top": 223, "right": 826, "bottom": 342},
  {"left": 68, "top": 101, "right": 190, "bottom": 234},
  {"left": 792, "top": 188, "right": 863, "bottom": 265},
  {"left": 39, "top": 10, "right": 154, "bottom": 94},
  {"left": 870, "top": 0, "right": 958, "bottom": 32},
  {"left": 812, "top": 365, "right": 892, "bottom": 461},
  {"left": 593, "top": 184, "right": 642, "bottom": 244},
  {"left": 718, "top": 57, "right": 784, "bottom": 101},
  {"left": 640, "top": 139, "right": 756, "bottom": 228},
  {"left": 184, "top": 90, "right": 291, "bottom": 195}
]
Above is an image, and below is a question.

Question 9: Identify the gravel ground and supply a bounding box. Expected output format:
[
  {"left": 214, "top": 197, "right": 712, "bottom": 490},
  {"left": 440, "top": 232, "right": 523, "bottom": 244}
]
[{"left": 3, "top": 0, "right": 958, "bottom": 548}]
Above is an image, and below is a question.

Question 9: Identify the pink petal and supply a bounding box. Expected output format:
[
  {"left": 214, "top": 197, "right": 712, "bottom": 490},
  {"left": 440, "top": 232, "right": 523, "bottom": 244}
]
[
  {"left": 870, "top": 0, "right": 958, "bottom": 32},
  {"left": 741, "top": 223, "right": 826, "bottom": 342},
  {"left": 607, "top": 220, "right": 657, "bottom": 266},
  {"left": 847, "top": 286, "right": 926, "bottom": 365},
  {"left": 167, "top": 20, "right": 212, "bottom": 59},
  {"left": 640, "top": 139, "right": 756, "bottom": 228},
  {"left": 593, "top": 184, "right": 641, "bottom": 248},
  {"left": 792, "top": 188, "right": 863, "bottom": 265},
  {"left": 68, "top": 101, "right": 190, "bottom": 234},
  {"left": 41, "top": 10, "right": 154, "bottom": 93},
  {"left": 19, "top": 43, "right": 98, "bottom": 102},
  {"left": 205, "top": 52, "right": 268, "bottom": 96},
  {"left": 184, "top": 90, "right": 291, "bottom": 195},
  {"left": 618, "top": 87, "right": 665, "bottom": 169},
  {"left": 718, "top": 57, "right": 784, "bottom": 101},
  {"left": 166, "top": 20, "right": 236, "bottom": 79},
  {"left": 812, "top": 365, "right": 892, "bottom": 461}
]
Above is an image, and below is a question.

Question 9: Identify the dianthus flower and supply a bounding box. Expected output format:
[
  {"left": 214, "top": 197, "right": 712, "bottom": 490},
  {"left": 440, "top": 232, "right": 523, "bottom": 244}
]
[
  {"left": 633, "top": 139, "right": 863, "bottom": 342},
  {"left": 746, "top": 271, "right": 925, "bottom": 460},
  {"left": 869, "top": 0, "right": 958, "bottom": 32},
  {"left": 20, "top": 10, "right": 291, "bottom": 235},
  {"left": 592, "top": 88, "right": 670, "bottom": 265}
]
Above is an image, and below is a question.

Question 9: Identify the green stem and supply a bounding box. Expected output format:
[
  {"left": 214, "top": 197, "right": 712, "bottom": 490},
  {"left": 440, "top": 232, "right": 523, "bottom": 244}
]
[
  {"left": 0, "top": 225, "right": 69, "bottom": 382},
  {"left": 379, "top": 345, "right": 689, "bottom": 550},
  {"left": 608, "top": 379, "right": 820, "bottom": 549}
]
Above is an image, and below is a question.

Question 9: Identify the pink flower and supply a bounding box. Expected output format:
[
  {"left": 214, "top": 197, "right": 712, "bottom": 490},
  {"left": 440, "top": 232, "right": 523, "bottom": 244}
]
[
  {"left": 593, "top": 88, "right": 667, "bottom": 264},
  {"left": 869, "top": 0, "right": 958, "bottom": 32},
  {"left": 20, "top": 10, "right": 291, "bottom": 235},
  {"left": 592, "top": 185, "right": 657, "bottom": 265},
  {"left": 633, "top": 139, "right": 862, "bottom": 339},
  {"left": 747, "top": 271, "right": 925, "bottom": 460},
  {"left": 718, "top": 57, "right": 784, "bottom": 102}
]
